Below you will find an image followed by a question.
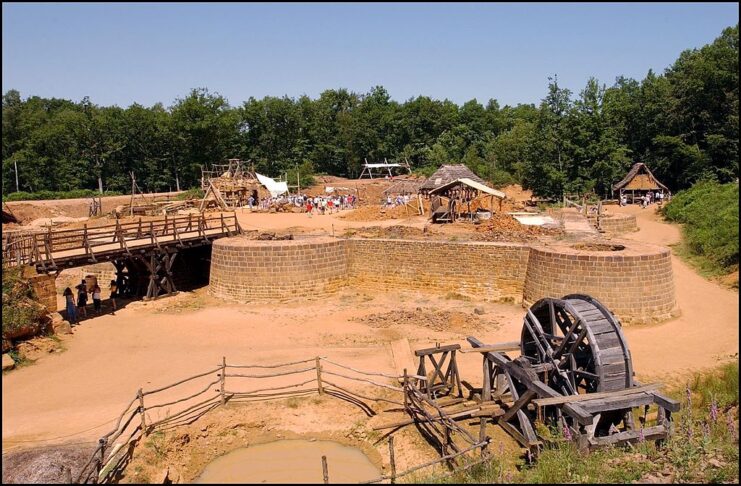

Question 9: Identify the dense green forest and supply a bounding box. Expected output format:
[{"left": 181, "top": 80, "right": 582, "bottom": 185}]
[{"left": 2, "top": 25, "right": 737, "bottom": 199}]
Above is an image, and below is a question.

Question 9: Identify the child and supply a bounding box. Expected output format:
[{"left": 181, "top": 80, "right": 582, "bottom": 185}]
[
  {"left": 76, "top": 280, "right": 88, "bottom": 318},
  {"left": 92, "top": 284, "right": 102, "bottom": 315}
]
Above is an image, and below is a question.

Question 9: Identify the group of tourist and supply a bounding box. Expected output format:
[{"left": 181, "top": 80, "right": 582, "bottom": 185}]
[
  {"left": 304, "top": 194, "right": 357, "bottom": 215},
  {"left": 244, "top": 193, "right": 358, "bottom": 214},
  {"left": 384, "top": 194, "right": 412, "bottom": 208},
  {"left": 619, "top": 191, "right": 666, "bottom": 207},
  {"left": 62, "top": 279, "right": 119, "bottom": 324}
]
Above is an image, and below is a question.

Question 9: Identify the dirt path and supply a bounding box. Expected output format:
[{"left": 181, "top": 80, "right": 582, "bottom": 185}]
[{"left": 611, "top": 204, "right": 739, "bottom": 382}]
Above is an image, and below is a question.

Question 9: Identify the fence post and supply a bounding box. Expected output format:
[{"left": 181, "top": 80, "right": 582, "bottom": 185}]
[
  {"left": 321, "top": 455, "right": 329, "bottom": 484},
  {"left": 137, "top": 388, "right": 147, "bottom": 435},
  {"left": 220, "top": 356, "right": 226, "bottom": 405},
  {"left": 402, "top": 369, "right": 408, "bottom": 412},
  {"left": 389, "top": 436, "right": 397, "bottom": 484},
  {"left": 479, "top": 417, "right": 488, "bottom": 458},
  {"left": 315, "top": 357, "right": 324, "bottom": 395}
]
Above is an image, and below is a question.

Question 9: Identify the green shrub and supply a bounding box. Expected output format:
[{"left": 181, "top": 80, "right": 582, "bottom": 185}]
[
  {"left": 663, "top": 181, "right": 739, "bottom": 272},
  {"left": 175, "top": 188, "right": 204, "bottom": 200},
  {"left": 2, "top": 266, "right": 48, "bottom": 340},
  {"left": 3, "top": 189, "right": 122, "bottom": 202}
]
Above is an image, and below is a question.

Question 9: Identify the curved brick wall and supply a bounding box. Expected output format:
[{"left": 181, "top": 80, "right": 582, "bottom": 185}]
[
  {"left": 588, "top": 213, "right": 638, "bottom": 234},
  {"left": 209, "top": 235, "right": 677, "bottom": 324},
  {"left": 209, "top": 236, "right": 347, "bottom": 302},
  {"left": 523, "top": 240, "right": 677, "bottom": 323}
]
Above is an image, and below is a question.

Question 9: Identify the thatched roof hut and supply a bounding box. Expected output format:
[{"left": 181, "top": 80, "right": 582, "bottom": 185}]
[
  {"left": 612, "top": 163, "right": 670, "bottom": 202},
  {"left": 418, "top": 164, "right": 487, "bottom": 195}
]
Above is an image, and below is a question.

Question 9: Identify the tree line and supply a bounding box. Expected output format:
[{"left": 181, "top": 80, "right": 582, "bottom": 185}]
[{"left": 2, "top": 25, "right": 737, "bottom": 199}]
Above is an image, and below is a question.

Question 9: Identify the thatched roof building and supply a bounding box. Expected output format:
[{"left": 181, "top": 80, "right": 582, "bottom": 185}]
[
  {"left": 612, "top": 163, "right": 670, "bottom": 201},
  {"left": 418, "top": 164, "right": 487, "bottom": 195}
]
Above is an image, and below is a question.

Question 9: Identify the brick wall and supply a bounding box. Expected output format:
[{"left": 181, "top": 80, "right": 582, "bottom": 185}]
[
  {"left": 208, "top": 235, "right": 678, "bottom": 324},
  {"left": 587, "top": 213, "right": 638, "bottom": 234},
  {"left": 209, "top": 236, "right": 348, "bottom": 301},
  {"left": 523, "top": 242, "right": 676, "bottom": 323},
  {"left": 29, "top": 273, "right": 58, "bottom": 312},
  {"left": 346, "top": 239, "right": 530, "bottom": 303}
]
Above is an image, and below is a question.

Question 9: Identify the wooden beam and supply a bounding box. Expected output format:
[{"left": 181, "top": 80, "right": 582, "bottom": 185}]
[
  {"left": 459, "top": 342, "right": 521, "bottom": 353},
  {"left": 533, "top": 383, "right": 662, "bottom": 407},
  {"left": 414, "top": 343, "right": 461, "bottom": 356}
]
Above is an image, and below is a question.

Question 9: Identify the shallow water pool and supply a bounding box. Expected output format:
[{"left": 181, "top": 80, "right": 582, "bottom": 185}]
[{"left": 194, "top": 439, "right": 381, "bottom": 484}]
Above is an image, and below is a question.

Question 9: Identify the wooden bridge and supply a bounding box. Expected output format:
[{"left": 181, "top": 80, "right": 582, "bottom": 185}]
[{"left": 3, "top": 213, "right": 242, "bottom": 299}]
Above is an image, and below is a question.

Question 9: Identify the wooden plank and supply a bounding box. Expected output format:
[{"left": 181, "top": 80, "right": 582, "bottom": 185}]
[
  {"left": 588, "top": 425, "right": 667, "bottom": 446},
  {"left": 390, "top": 339, "right": 416, "bottom": 382},
  {"left": 579, "top": 392, "right": 655, "bottom": 413},
  {"left": 414, "top": 343, "right": 461, "bottom": 356},
  {"left": 533, "top": 383, "right": 661, "bottom": 407},
  {"left": 459, "top": 342, "right": 521, "bottom": 354}
]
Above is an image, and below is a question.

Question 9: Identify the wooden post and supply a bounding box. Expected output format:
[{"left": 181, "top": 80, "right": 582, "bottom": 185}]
[
  {"left": 403, "top": 368, "right": 408, "bottom": 411},
  {"left": 220, "top": 356, "right": 226, "bottom": 405},
  {"left": 479, "top": 418, "right": 488, "bottom": 458},
  {"left": 321, "top": 455, "right": 329, "bottom": 484},
  {"left": 315, "top": 357, "right": 324, "bottom": 395},
  {"left": 388, "top": 436, "right": 397, "bottom": 484},
  {"left": 137, "top": 388, "right": 147, "bottom": 435}
]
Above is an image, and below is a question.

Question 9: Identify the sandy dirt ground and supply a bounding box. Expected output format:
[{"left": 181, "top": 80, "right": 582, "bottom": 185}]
[
  {"left": 1, "top": 194, "right": 738, "bottom": 479},
  {"left": 609, "top": 204, "right": 739, "bottom": 382}
]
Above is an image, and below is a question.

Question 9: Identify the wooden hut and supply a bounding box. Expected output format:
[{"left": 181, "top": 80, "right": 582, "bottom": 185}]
[
  {"left": 418, "top": 164, "right": 487, "bottom": 196},
  {"left": 612, "top": 163, "right": 670, "bottom": 204}
]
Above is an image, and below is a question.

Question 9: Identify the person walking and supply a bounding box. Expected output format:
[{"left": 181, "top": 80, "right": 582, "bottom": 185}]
[
  {"left": 63, "top": 287, "right": 77, "bottom": 324},
  {"left": 109, "top": 279, "right": 118, "bottom": 315},
  {"left": 75, "top": 279, "right": 88, "bottom": 318}
]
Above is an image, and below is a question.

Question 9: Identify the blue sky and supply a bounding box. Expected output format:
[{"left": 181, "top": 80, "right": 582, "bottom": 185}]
[{"left": 2, "top": 2, "right": 738, "bottom": 108}]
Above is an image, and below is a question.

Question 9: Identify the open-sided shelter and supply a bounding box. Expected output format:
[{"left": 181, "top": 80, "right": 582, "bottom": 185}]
[
  {"left": 612, "top": 163, "right": 670, "bottom": 203},
  {"left": 420, "top": 165, "right": 504, "bottom": 223}
]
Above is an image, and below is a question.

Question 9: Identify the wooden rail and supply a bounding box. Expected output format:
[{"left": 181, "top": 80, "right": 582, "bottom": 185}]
[{"left": 3, "top": 213, "right": 241, "bottom": 271}]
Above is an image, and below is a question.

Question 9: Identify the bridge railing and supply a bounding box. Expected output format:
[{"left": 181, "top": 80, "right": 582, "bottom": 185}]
[{"left": 3, "top": 213, "right": 241, "bottom": 269}]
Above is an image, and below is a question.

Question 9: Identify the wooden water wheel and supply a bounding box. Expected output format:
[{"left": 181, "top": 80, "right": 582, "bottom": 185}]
[{"left": 519, "top": 294, "right": 634, "bottom": 434}]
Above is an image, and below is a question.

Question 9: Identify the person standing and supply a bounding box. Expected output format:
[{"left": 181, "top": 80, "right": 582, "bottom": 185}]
[
  {"left": 92, "top": 283, "right": 102, "bottom": 315},
  {"left": 109, "top": 279, "right": 118, "bottom": 315},
  {"left": 76, "top": 279, "right": 88, "bottom": 318},
  {"left": 63, "top": 287, "right": 77, "bottom": 324}
]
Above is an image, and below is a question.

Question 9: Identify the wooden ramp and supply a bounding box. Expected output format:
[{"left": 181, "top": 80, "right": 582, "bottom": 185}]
[{"left": 390, "top": 338, "right": 416, "bottom": 382}]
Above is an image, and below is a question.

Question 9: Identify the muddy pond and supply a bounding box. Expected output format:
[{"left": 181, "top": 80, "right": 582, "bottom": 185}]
[{"left": 194, "top": 439, "right": 381, "bottom": 483}]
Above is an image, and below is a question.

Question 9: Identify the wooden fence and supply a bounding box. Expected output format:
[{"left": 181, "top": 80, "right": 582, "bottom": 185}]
[{"left": 75, "top": 356, "right": 489, "bottom": 484}]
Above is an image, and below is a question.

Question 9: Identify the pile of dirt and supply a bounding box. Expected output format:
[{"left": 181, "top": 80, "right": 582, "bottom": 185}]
[
  {"left": 472, "top": 213, "right": 563, "bottom": 242},
  {"left": 353, "top": 309, "right": 495, "bottom": 334},
  {"left": 343, "top": 225, "right": 443, "bottom": 240},
  {"left": 500, "top": 184, "right": 533, "bottom": 202},
  {"left": 340, "top": 204, "right": 420, "bottom": 221}
]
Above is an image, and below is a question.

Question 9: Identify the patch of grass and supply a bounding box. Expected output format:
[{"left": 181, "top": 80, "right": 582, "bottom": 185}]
[{"left": 3, "top": 189, "right": 122, "bottom": 202}]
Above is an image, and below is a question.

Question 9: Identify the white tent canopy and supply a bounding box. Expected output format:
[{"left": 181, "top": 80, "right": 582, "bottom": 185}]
[{"left": 255, "top": 173, "right": 288, "bottom": 197}]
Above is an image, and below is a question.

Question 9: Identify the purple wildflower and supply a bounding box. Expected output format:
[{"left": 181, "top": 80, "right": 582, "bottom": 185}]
[
  {"left": 563, "top": 424, "right": 573, "bottom": 441},
  {"left": 685, "top": 383, "right": 692, "bottom": 409},
  {"left": 702, "top": 422, "right": 710, "bottom": 440},
  {"left": 638, "top": 427, "right": 645, "bottom": 443},
  {"left": 709, "top": 400, "right": 719, "bottom": 423}
]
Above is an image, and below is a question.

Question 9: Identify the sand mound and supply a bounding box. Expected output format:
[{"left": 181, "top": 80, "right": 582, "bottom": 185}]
[
  {"left": 473, "top": 213, "right": 563, "bottom": 242},
  {"left": 353, "top": 309, "right": 496, "bottom": 334}
]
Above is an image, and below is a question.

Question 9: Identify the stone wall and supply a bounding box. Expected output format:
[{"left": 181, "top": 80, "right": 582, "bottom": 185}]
[
  {"left": 209, "top": 236, "right": 347, "bottom": 302},
  {"left": 28, "top": 273, "right": 58, "bottom": 312},
  {"left": 588, "top": 213, "right": 638, "bottom": 234},
  {"left": 346, "top": 239, "right": 530, "bottom": 303},
  {"left": 523, "top": 241, "right": 677, "bottom": 323},
  {"left": 208, "top": 235, "right": 678, "bottom": 324}
]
